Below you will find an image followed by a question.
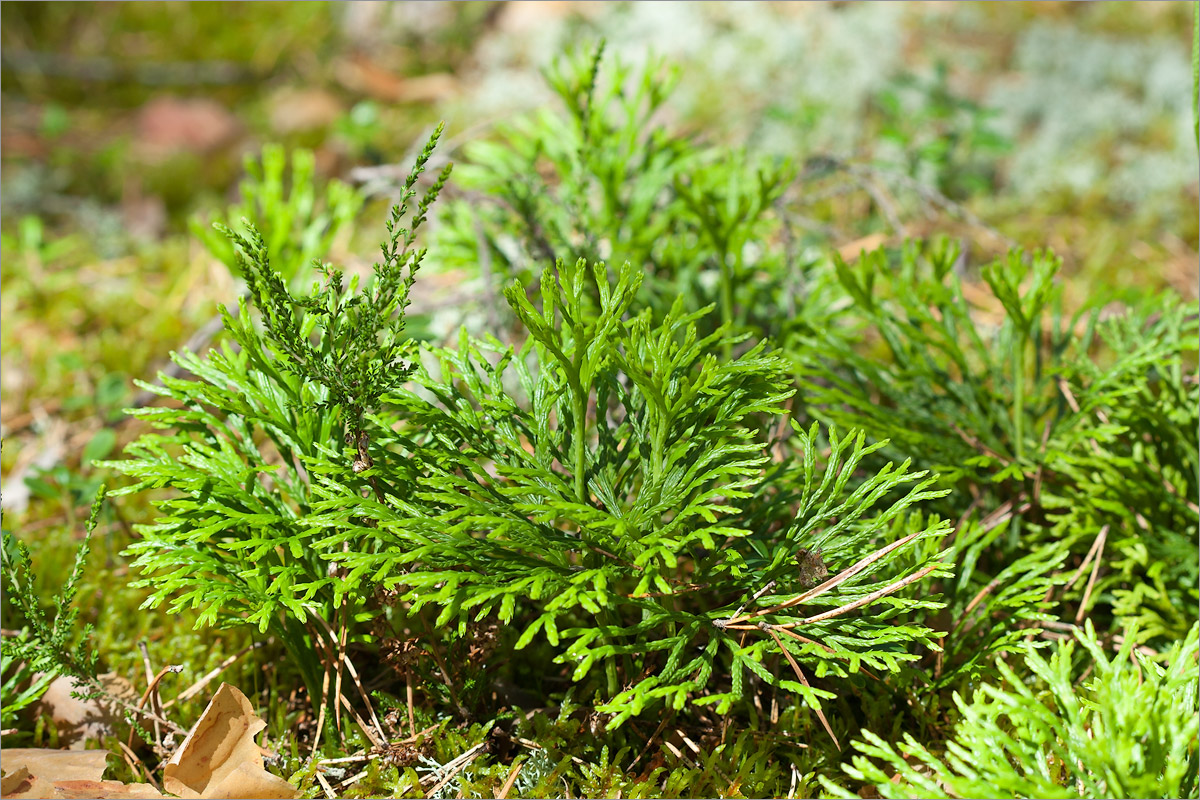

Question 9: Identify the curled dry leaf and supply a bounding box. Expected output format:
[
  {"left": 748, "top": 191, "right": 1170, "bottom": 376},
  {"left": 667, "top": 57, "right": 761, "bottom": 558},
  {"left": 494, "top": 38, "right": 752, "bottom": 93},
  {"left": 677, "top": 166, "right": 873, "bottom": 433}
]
[
  {"left": 163, "top": 683, "right": 296, "bottom": 800},
  {"left": 1, "top": 749, "right": 108, "bottom": 784},
  {"left": 0, "top": 748, "right": 163, "bottom": 799},
  {"left": 1, "top": 682, "right": 294, "bottom": 800},
  {"left": 266, "top": 87, "right": 344, "bottom": 135},
  {"left": 332, "top": 53, "right": 458, "bottom": 103},
  {"left": 134, "top": 97, "right": 241, "bottom": 159}
]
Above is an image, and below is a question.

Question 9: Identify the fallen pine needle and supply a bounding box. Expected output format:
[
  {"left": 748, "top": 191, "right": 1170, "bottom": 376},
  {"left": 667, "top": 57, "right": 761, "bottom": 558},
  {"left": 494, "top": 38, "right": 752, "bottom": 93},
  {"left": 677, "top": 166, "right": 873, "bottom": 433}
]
[
  {"left": 167, "top": 640, "right": 267, "bottom": 708},
  {"left": 763, "top": 625, "right": 839, "bottom": 749},
  {"left": 315, "top": 769, "right": 337, "bottom": 800},
  {"left": 339, "top": 768, "right": 369, "bottom": 790},
  {"left": 496, "top": 760, "right": 524, "bottom": 800}
]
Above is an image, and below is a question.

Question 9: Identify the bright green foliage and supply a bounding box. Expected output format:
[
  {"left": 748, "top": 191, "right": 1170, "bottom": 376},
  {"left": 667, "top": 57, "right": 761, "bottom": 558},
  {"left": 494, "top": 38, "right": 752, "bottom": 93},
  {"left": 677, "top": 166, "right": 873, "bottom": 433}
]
[
  {"left": 106, "top": 128, "right": 450, "bottom": 711},
  {"left": 312, "top": 256, "right": 951, "bottom": 728},
  {"left": 97, "top": 39, "right": 1198, "bottom": 797},
  {"left": 800, "top": 238, "right": 1199, "bottom": 670},
  {"left": 435, "top": 43, "right": 803, "bottom": 341},
  {"left": 830, "top": 622, "right": 1200, "bottom": 799},
  {"left": 191, "top": 144, "right": 363, "bottom": 285},
  {"left": 803, "top": 239, "right": 1065, "bottom": 489},
  {"left": 216, "top": 125, "right": 451, "bottom": 443},
  {"left": 1047, "top": 301, "right": 1199, "bottom": 642},
  {"left": 1, "top": 487, "right": 104, "bottom": 728},
  {"left": 107, "top": 327, "right": 344, "bottom": 707},
  {"left": 936, "top": 518, "right": 1069, "bottom": 685}
]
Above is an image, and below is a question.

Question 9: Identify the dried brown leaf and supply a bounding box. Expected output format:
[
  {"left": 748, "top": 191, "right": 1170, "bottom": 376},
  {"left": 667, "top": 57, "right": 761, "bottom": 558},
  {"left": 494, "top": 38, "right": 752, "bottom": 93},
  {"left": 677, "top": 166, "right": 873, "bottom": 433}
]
[
  {"left": 0, "top": 749, "right": 164, "bottom": 799},
  {"left": 163, "top": 683, "right": 295, "bottom": 800},
  {"left": 1, "top": 749, "right": 108, "bottom": 783}
]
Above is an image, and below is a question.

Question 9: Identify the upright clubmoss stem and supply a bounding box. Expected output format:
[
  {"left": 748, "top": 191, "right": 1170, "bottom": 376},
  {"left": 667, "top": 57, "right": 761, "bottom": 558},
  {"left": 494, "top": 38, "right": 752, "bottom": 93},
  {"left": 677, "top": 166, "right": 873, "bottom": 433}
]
[
  {"left": 720, "top": 260, "right": 734, "bottom": 361},
  {"left": 574, "top": 386, "right": 588, "bottom": 504},
  {"left": 570, "top": 306, "right": 588, "bottom": 507},
  {"left": 1013, "top": 338, "right": 1025, "bottom": 462},
  {"left": 1010, "top": 334, "right": 1026, "bottom": 548},
  {"left": 565, "top": 288, "right": 628, "bottom": 699}
]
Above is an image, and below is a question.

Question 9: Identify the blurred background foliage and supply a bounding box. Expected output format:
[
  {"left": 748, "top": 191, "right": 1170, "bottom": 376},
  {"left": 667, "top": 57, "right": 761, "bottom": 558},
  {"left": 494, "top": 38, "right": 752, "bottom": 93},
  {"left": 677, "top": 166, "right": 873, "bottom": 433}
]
[{"left": 0, "top": 1, "right": 1195, "bottom": 789}]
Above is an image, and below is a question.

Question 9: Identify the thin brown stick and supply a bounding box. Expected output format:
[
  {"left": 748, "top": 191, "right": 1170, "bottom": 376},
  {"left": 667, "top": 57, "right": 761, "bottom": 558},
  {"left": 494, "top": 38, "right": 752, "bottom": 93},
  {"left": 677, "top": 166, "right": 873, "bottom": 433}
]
[
  {"left": 1075, "top": 525, "right": 1108, "bottom": 624},
  {"left": 137, "top": 642, "right": 154, "bottom": 687},
  {"left": 977, "top": 498, "right": 1015, "bottom": 531},
  {"left": 949, "top": 576, "right": 1003, "bottom": 640},
  {"left": 856, "top": 162, "right": 1018, "bottom": 248},
  {"left": 424, "top": 742, "right": 486, "bottom": 796},
  {"left": 422, "top": 614, "right": 466, "bottom": 716},
  {"left": 762, "top": 626, "right": 839, "bottom": 749},
  {"left": 1075, "top": 662, "right": 1096, "bottom": 687},
  {"left": 315, "top": 725, "right": 441, "bottom": 767},
  {"left": 405, "top": 668, "right": 416, "bottom": 738},
  {"left": 1057, "top": 377, "right": 1107, "bottom": 457},
  {"left": 339, "top": 693, "right": 385, "bottom": 750},
  {"left": 117, "top": 739, "right": 159, "bottom": 791},
  {"left": 975, "top": 498, "right": 1032, "bottom": 537},
  {"left": 137, "top": 641, "right": 161, "bottom": 749},
  {"left": 119, "top": 312, "right": 230, "bottom": 423},
  {"left": 83, "top": 681, "right": 186, "bottom": 738},
  {"left": 963, "top": 579, "right": 1002, "bottom": 618},
  {"left": 333, "top": 619, "right": 346, "bottom": 737},
  {"left": 723, "top": 530, "right": 926, "bottom": 625},
  {"left": 945, "top": 493, "right": 986, "bottom": 548},
  {"left": 730, "top": 579, "right": 777, "bottom": 621},
  {"left": 848, "top": 167, "right": 906, "bottom": 238},
  {"left": 308, "top": 615, "right": 386, "bottom": 744},
  {"left": 772, "top": 626, "right": 883, "bottom": 683},
  {"left": 514, "top": 737, "right": 587, "bottom": 765},
  {"left": 1065, "top": 525, "right": 1110, "bottom": 593},
  {"left": 951, "top": 423, "right": 1008, "bottom": 463},
  {"left": 1157, "top": 470, "right": 1200, "bottom": 514},
  {"left": 630, "top": 711, "right": 674, "bottom": 770},
  {"left": 1110, "top": 632, "right": 1158, "bottom": 659},
  {"left": 309, "top": 636, "right": 333, "bottom": 762},
  {"left": 338, "top": 769, "right": 369, "bottom": 790},
  {"left": 677, "top": 730, "right": 702, "bottom": 756},
  {"left": 661, "top": 738, "right": 685, "bottom": 762},
  {"left": 771, "top": 405, "right": 794, "bottom": 463},
  {"left": 314, "top": 769, "right": 337, "bottom": 800},
  {"left": 1057, "top": 376, "right": 1081, "bottom": 414},
  {"left": 317, "top": 751, "right": 367, "bottom": 766},
  {"left": 496, "top": 761, "right": 524, "bottom": 800},
  {"left": 129, "top": 663, "right": 183, "bottom": 753},
  {"left": 763, "top": 562, "right": 944, "bottom": 631},
  {"left": 1039, "top": 619, "right": 1079, "bottom": 631},
  {"left": 166, "top": 640, "right": 267, "bottom": 708}
]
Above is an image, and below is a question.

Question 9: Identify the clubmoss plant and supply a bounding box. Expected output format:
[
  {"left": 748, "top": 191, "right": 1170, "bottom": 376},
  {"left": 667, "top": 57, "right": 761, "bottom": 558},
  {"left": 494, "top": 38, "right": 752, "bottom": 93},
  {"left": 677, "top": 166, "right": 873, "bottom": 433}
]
[
  {"left": 434, "top": 42, "right": 810, "bottom": 346},
  {"left": 798, "top": 238, "right": 1199, "bottom": 673},
  {"left": 107, "top": 126, "right": 450, "bottom": 717},
  {"left": 310, "top": 255, "right": 953, "bottom": 733},
  {"left": 98, "top": 41, "right": 1199, "bottom": 798},
  {"left": 111, "top": 116, "right": 954, "bottom": 743},
  {"left": 191, "top": 143, "right": 363, "bottom": 287},
  {"left": 1, "top": 486, "right": 163, "bottom": 741},
  {"left": 828, "top": 622, "right": 1200, "bottom": 799}
]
